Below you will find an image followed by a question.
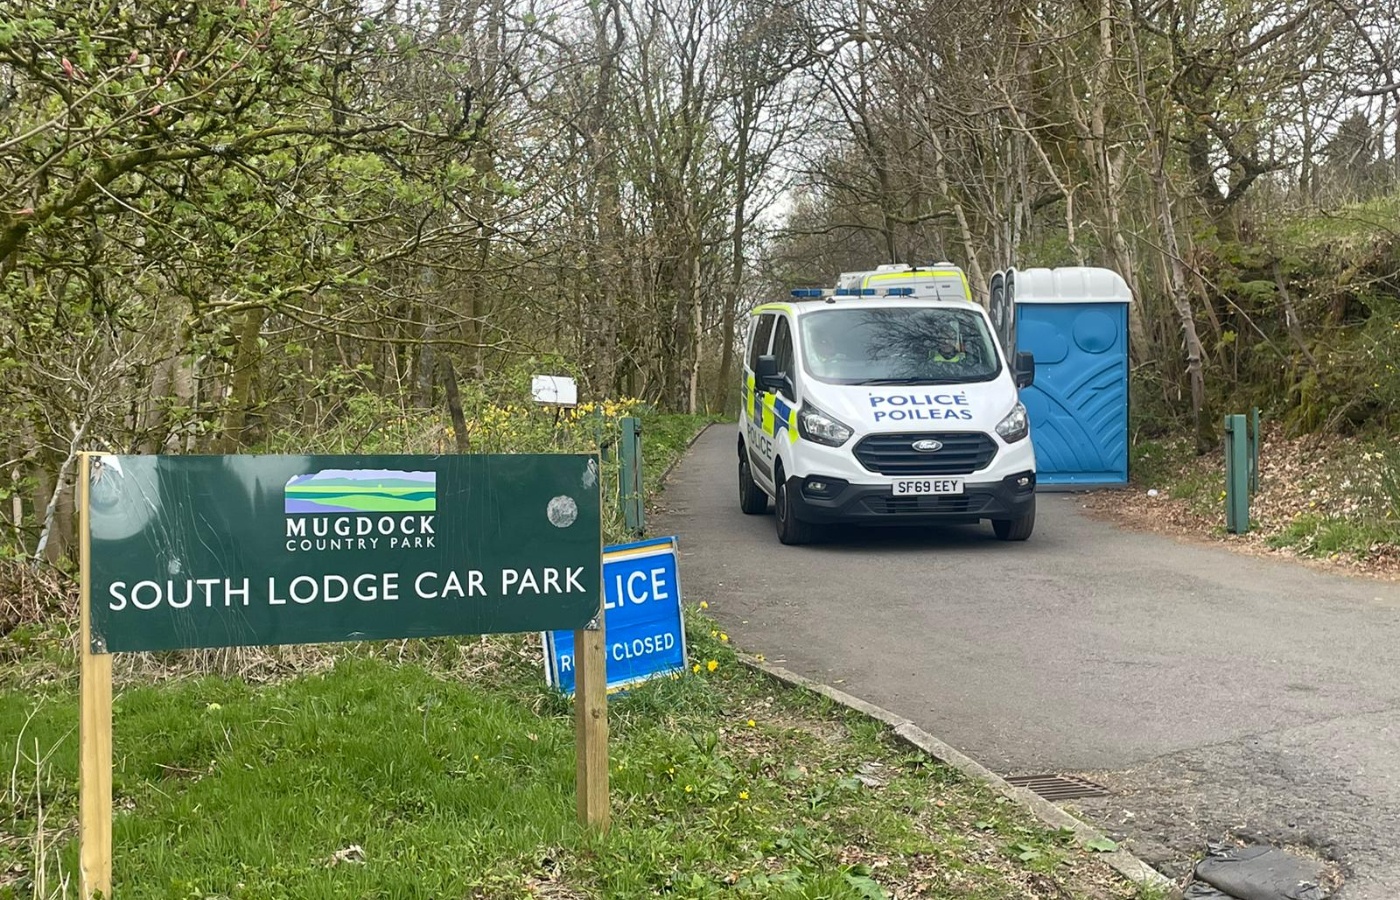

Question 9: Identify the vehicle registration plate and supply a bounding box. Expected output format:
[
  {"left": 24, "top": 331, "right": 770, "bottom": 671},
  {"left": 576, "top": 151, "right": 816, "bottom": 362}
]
[{"left": 891, "top": 478, "right": 964, "bottom": 496}]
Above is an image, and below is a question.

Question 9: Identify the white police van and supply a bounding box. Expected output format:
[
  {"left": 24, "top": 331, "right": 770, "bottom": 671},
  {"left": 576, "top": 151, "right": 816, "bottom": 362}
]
[{"left": 738, "top": 263, "right": 1038, "bottom": 544}]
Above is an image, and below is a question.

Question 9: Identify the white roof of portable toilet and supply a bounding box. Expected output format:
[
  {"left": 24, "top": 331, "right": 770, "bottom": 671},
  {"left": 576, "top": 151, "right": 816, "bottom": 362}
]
[{"left": 1013, "top": 267, "right": 1132, "bottom": 304}]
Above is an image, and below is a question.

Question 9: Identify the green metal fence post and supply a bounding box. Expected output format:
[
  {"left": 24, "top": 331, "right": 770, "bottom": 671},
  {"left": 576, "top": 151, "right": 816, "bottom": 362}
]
[
  {"left": 1224, "top": 414, "right": 1250, "bottom": 534},
  {"left": 619, "top": 416, "right": 644, "bottom": 536},
  {"left": 1249, "top": 407, "right": 1261, "bottom": 496}
]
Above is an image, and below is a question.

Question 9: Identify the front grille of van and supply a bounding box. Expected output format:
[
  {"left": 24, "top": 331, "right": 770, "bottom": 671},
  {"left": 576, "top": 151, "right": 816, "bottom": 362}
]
[
  {"left": 862, "top": 493, "right": 993, "bottom": 515},
  {"left": 853, "top": 432, "right": 998, "bottom": 476}
]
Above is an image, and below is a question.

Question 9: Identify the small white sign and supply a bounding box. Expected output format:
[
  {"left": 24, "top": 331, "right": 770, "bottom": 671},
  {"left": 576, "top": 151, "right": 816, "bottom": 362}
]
[{"left": 531, "top": 375, "right": 578, "bottom": 407}]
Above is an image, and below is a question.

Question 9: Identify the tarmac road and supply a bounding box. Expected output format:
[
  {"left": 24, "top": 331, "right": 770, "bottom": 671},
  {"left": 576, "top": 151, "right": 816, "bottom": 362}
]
[{"left": 653, "top": 426, "right": 1400, "bottom": 898}]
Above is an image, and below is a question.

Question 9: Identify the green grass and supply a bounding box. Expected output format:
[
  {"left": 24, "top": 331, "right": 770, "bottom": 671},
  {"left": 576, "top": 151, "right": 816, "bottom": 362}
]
[
  {"left": 1129, "top": 438, "right": 1222, "bottom": 516},
  {"left": 1265, "top": 513, "right": 1400, "bottom": 558},
  {"left": 286, "top": 493, "right": 437, "bottom": 512},
  {"left": 1, "top": 625, "right": 1141, "bottom": 899}
]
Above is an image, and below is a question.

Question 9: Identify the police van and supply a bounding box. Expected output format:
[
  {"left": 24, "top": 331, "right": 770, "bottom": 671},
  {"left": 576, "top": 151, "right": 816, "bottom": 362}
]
[{"left": 738, "top": 263, "right": 1038, "bottom": 544}]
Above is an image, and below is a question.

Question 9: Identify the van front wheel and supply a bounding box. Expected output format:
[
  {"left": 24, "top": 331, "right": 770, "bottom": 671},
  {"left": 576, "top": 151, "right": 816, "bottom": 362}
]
[
  {"left": 775, "top": 471, "right": 816, "bottom": 545},
  {"left": 992, "top": 498, "right": 1036, "bottom": 542},
  {"left": 738, "top": 453, "right": 768, "bottom": 515}
]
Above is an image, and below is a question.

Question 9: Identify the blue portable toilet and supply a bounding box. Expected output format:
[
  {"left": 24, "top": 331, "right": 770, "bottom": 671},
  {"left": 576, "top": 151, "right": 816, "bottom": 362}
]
[{"left": 998, "top": 267, "right": 1131, "bottom": 487}]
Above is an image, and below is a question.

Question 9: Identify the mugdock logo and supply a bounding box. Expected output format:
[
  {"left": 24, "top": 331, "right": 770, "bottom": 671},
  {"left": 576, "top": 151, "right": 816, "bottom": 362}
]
[{"left": 284, "top": 469, "right": 438, "bottom": 553}]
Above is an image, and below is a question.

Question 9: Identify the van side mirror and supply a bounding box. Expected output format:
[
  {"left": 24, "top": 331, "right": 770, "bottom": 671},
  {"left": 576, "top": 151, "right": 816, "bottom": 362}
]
[
  {"left": 1014, "top": 351, "right": 1035, "bottom": 389},
  {"left": 755, "top": 354, "right": 784, "bottom": 392}
]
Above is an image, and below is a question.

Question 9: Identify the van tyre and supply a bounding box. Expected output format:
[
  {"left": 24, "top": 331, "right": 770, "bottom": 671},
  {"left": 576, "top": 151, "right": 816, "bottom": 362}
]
[
  {"left": 738, "top": 452, "right": 768, "bottom": 515},
  {"left": 992, "top": 498, "right": 1036, "bottom": 541},
  {"left": 774, "top": 469, "right": 816, "bottom": 545}
]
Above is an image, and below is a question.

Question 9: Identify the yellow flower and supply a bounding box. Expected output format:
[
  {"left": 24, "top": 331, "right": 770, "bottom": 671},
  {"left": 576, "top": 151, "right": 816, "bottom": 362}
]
[
  {"left": 711, "top": 629, "right": 718, "bottom": 638},
  {"left": 739, "top": 790, "right": 749, "bottom": 801},
  {"left": 746, "top": 719, "right": 756, "bottom": 728},
  {"left": 707, "top": 660, "right": 718, "bottom": 672},
  {"left": 699, "top": 601, "right": 708, "bottom": 609},
  {"left": 719, "top": 633, "right": 728, "bottom": 642},
  {"left": 667, "top": 767, "right": 676, "bottom": 775},
  {"left": 205, "top": 702, "right": 221, "bottom": 712},
  {"left": 692, "top": 663, "right": 701, "bottom": 674},
  {"left": 755, "top": 654, "right": 765, "bottom": 662},
  {"left": 684, "top": 784, "right": 694, "bottom": 793}
]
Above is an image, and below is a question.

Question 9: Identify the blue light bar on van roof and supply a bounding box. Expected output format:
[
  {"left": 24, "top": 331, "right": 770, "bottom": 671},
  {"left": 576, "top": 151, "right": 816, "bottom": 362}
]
[
  {"left": 885, "top": 287, "right": 915, "bottom": 296},
  {"left": 833, "top": 288, "right": 878, "bottom": 296},
  {"left": 790, "top": 288, "right": 825, "bottom": 298}
]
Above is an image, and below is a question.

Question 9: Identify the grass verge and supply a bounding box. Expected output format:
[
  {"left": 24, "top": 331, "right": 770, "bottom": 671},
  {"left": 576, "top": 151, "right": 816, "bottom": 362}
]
[
  {"left": 3, "top": 624, "right": 1147, "bottom": 899},
  {"left": 1090, "top": 428, "right": 1400, "bottom": 575}
]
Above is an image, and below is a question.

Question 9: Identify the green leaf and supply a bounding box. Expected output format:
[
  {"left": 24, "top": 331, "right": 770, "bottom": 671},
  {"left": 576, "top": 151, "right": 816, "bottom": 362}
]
[
  {"left": 1085, "top": 837, "right": 1118, "bottom": 853},
  {"left": 844, "top": 871, "right": 889, "bottom": 899}
]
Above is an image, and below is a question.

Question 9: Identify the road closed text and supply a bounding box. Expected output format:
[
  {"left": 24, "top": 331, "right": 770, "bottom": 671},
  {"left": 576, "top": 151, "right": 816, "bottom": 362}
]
[{"left": 106, "top": 567, "right": 588, "bottom": 611}]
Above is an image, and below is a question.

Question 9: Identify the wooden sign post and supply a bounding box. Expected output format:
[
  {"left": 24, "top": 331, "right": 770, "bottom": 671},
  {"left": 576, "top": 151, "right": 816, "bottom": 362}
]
[
  {"left": 78, "top": 454, "right": 113, "bottom": 898},
  {"left": 574, "top": 606, "right": 610, "bottom": 830}
]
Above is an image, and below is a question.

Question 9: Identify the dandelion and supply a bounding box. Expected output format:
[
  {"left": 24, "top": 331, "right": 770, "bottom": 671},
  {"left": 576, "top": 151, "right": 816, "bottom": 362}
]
[
  {"left": 739, "top": 790, "right": 750, "bottom": 801},
  {"left": 707, "top": 660, "right": 718, "bottom": 672},
  {"left": 719, "top": 633, "right": 728, "bottom": 642},
  {"left": 692, "top": 663, "right": 701, "bottom": 674},
  {"left": 684, "top": 784, "right": 694, "bottom": 793},
  {"left": 755, "top": 654, "right": 765, "bottom": 662},
  {"left": 746, "top": 719, "right": 756, "bottom": 728},
  {"left": 711, "top": 629, "right": 718, "bottom": 638},
  {"left": 699, "top": 601, "right": 708, "bottom": 609},
  {"left": 668, "top": 767, "right": 676, "bottom": 775}
]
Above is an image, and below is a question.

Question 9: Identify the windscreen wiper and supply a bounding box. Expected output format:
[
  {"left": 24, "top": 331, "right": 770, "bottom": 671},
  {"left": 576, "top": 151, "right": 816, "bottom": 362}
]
[{"left": 860, "top": 377, "right": 960, "bottom": 385}]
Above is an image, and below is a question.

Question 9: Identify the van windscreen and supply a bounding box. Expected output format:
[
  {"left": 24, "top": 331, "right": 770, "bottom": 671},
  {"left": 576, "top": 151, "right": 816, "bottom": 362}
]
[{"left": 800, "top": 307, "right": 1001, "bottom": 385}]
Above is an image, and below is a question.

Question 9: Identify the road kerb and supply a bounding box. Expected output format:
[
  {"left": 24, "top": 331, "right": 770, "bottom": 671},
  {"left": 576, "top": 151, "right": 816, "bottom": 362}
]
[{"left": 745, "top": 658, "right": 1181, "bottom": 899}]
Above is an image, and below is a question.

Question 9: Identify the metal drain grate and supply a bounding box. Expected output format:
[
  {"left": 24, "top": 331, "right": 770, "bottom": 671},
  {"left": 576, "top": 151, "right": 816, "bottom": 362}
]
[{"left": 1004, "top": 774, "right": 1110, "bottom": 801}]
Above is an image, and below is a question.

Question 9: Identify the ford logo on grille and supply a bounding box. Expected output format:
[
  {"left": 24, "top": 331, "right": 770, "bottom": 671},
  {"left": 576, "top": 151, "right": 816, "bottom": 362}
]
[{"left": 912, "top": 439, "right": 944, "bottom": 452}]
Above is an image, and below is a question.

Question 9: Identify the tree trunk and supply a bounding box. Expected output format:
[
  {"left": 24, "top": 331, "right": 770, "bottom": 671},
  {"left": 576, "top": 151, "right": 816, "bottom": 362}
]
[
  {"left": 218, "top": 307, "right": 267, "bottom": 454},
  {"left": 1154, "top": 156, "right": 1208, "bottom": 448},
  {"left": 927, "top": 126, "right": 988, "bottom": 304},
  {"left": 1272, "top": 261, "right": 1317, "bottom": 367},
  {"left": 717, "top": 90, "right": 752, "bottom": 417},
  {"left": 440, "top": 357, "right": 471, "bottom": 453}
]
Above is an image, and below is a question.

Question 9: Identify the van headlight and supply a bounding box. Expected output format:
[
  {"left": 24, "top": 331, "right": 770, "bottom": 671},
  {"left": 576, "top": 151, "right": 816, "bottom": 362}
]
[
  {"left": 995, "top": 402, "right": 1029, "bottom": 443},
  {"left": 798, "top": 404, "right": 853, "bottom": 447}
]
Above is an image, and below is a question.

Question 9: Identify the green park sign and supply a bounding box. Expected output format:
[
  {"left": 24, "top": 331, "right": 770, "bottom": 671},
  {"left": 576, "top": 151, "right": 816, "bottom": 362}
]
[{"left": 87, "top": 453, "right": 602, "bottom": 653}]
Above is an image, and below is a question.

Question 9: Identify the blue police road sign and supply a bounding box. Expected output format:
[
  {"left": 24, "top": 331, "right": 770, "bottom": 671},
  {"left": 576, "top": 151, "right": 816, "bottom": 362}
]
[{"left": 544, "top": 536, "right": 686, "bottom": 695}]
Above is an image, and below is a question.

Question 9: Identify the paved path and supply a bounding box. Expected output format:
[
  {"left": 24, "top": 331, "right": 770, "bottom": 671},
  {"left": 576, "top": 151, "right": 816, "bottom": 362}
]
[{"left": 654, "top": 426, "right": 1400, "bottom": 897}]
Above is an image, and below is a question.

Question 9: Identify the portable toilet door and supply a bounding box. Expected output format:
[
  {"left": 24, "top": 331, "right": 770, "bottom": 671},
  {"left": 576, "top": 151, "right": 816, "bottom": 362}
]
[
  {"left": 1011, "top": 267, "right": 1132, "bottom": 487},
  {"left": 988, "top": 269, "right": 1016, "bottom": 355}
]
